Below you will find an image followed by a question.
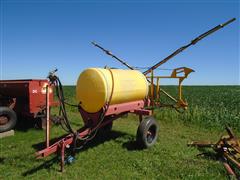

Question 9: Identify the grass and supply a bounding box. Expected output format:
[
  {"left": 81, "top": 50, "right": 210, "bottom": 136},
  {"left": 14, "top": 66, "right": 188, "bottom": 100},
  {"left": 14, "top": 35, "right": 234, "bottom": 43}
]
[
  {"left": 0, "top": 86, "right": 239, "bottom": 179},
  {"left": 158, "top": 86, "right": 240, "bottom": 131}
]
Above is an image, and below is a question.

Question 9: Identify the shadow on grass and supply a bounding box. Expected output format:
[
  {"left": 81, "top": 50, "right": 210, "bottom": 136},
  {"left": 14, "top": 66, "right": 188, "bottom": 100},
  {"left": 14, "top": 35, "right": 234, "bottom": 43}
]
[
  {"left": 77, "top": 130, "right": 127, "bottom": 152},
  {"left": 194, "top": 149, "right": 240, "bottom": 178},
  {"left": 31, "top": 132, "right": 70, "bottom": 151},
  {"left": 122, "top": 141, "right": 143, "bottom": 151},
  {"left": 22, "top": 156, "right": 59, "bottom": 176},
  {"left": 15, "top": 115, "right": 40, "bottom": 132},
  {"left": 23, "top": 130, "right": 130, "bottom": 176},
  {"left": 195, "top": 148, "right": 218, "bottom": 161},
  {"left": 15, "top": 115, "right": 64, "bottom": 132},
  {"left": 0, "top": 157, "right": 5, "bottom": 164}
]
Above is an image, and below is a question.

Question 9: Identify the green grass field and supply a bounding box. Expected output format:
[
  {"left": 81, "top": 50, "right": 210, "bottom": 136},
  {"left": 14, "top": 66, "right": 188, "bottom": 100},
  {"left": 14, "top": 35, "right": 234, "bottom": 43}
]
[{"left": 0, "top": 86, "right": 239, "bottom": 179}]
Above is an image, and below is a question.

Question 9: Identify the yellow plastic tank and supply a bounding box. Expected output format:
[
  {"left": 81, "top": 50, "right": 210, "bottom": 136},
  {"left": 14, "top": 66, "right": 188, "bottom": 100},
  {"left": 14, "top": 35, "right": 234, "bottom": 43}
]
[{"left": 76, "top": 68, "right": 148, "bottom": 113}]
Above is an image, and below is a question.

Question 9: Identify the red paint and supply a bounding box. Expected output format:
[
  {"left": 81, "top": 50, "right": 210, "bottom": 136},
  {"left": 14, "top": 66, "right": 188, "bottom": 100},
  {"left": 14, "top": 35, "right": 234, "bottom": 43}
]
[
  {"left": 36, "top": 128, "right": 90, "bottom": 158},
  {"left": 0, "top": 79, "right": 57, "bottom": 118},
  {"left": 79, "top": 100, "right": 147, "bottom": 127},
  {"left": 105, "top": 100, "right": 145, "bottom": 116},
  {"left": 36, "top": 100, "right": 152, "bottom": 159}
]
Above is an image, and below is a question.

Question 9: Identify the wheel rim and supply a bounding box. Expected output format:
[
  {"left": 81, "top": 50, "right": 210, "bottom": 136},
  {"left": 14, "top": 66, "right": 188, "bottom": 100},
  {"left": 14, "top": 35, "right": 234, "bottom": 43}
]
[
  {"left": 146, "top": 125, "right": 156, "bottom": 144},
  {"left": 0, "top": 115, "right": 9, "bottom": 126}
]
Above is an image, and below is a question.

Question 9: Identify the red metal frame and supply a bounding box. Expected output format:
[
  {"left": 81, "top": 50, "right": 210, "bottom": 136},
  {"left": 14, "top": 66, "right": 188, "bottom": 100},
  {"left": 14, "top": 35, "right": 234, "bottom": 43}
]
[
  {"left": 79, "top": 100, "right": 147, "bottom": 126},
  {"left": 36, "top": 99, "right": 152, "bottom": 171}
]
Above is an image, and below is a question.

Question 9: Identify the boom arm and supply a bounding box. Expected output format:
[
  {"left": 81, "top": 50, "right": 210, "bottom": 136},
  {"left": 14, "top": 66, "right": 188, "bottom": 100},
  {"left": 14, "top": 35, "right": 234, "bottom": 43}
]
[
  {"left": 92, "top": 42, "right": 134, "bottom": 70},
  {"left": 143, "top": 18, "right": 236, "bottom": 75}
]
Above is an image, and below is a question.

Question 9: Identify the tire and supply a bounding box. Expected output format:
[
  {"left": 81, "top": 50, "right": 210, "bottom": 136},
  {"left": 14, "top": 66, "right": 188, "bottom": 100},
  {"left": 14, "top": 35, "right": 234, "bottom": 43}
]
[
  {"left": 136, "top": 116, "right": 159, "bottom": 148},
  {"left": 0, "top": 107, "right": 17, "bottom": 133}
]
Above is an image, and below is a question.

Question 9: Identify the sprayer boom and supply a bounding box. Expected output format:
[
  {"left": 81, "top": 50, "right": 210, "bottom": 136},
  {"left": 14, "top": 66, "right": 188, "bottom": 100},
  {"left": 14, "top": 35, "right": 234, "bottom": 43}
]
[
  {"left": 143, "top": 18, "right": 236, "bottom": 75},
  {"left": 92, "top": 42, "right": 134, "bottom": 70}
]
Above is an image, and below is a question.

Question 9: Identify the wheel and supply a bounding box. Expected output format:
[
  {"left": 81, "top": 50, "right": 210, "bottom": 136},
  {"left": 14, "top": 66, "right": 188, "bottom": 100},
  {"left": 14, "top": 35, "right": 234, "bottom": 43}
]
[
  {"left": 136, "top": 116, "right": 159, "bottom": 148},
  {"left": 0, "top": 107, "right": 17, "bottom": 133}
]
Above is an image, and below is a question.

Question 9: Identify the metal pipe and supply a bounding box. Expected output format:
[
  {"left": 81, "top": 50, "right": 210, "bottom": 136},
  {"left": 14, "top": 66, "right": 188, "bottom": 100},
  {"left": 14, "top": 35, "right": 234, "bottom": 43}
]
[
  {"left": 143, "top": 18, "right": 236, "bottom": 75},
  {"left": 156, "top": 77, "right": 160, "bottom": 101},
  {"left": 160, "top": 88, "right": 178, "bottom": 103},
  {"left": 92, "top": 42, "right": 134, "bottom": 70},
  {"left": 178, "top": 79, "right": 182, "bottom": 101},
  {"left": 150, "top": 69, "right": 154, "bottom": 108},
  {"left": 61, "top": 141, "right": 65, "bottom": 172},
  {"left": 46, "top": 85, "right": 50, "bottom": 148}
]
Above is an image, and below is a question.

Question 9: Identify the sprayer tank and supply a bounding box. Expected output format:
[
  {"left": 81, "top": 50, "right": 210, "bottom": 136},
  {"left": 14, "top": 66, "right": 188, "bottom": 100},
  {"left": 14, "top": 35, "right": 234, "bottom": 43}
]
[{"left": 76, "top": 68, "right": 148, "bottom": 113}]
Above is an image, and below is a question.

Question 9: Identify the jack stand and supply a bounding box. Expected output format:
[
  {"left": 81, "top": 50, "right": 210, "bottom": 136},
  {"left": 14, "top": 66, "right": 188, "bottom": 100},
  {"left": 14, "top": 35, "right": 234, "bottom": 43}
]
[{"left": 60, "top": 140, "right": 65, "bottom": 172}]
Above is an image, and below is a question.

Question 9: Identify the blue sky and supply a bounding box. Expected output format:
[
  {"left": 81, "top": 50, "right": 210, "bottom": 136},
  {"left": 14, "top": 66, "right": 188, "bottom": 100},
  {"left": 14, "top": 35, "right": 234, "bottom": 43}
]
[{"left": 0, "top": 0, "right": 239, "bottom": 85}]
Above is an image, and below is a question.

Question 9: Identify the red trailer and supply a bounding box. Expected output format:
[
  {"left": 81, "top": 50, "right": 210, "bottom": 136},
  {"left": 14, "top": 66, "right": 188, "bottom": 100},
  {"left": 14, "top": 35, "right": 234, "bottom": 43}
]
[{"left": 0, "top": 79, "right": 57, "bottom": 133}]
